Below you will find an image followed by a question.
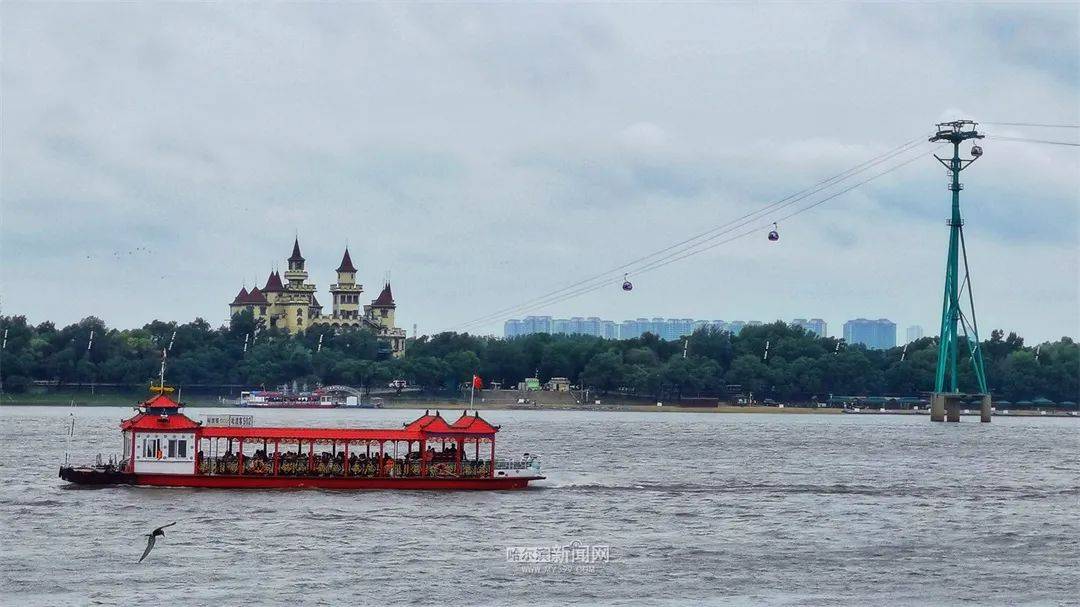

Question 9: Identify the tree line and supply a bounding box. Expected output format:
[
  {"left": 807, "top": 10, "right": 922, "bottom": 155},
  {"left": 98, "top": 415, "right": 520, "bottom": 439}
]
[{"left": 1, "top": 312, "right": 1077, "bottom": 404}]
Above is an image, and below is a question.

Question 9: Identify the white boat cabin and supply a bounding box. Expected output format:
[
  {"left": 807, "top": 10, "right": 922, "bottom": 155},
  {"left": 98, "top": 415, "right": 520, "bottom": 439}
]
[{"left": 121, "top": 393, "right": 200, "bottom": 475}]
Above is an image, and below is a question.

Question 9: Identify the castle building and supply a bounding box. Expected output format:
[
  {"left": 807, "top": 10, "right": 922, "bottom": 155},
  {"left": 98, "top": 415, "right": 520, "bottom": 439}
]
[{"left": 229, "top": 239, "right": 406, "bottom": 356}]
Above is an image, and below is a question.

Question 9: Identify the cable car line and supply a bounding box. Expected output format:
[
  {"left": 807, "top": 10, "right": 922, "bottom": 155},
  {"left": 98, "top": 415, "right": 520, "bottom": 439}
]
[
  {"left": 981, "top": 122, "right": 1079, "bottom": 129},
  {"left": 450, "top": 142, "right": 934, "bottom": 333},
  {"left": 448, "top": 135, "right": 930, "bottom": 332},
  {"left": 625, "top": 148, "right": 934, "bottom": 279},
  {"left": 987, "top": 135, "right": 1079, "bottom": 147},
  {"left": 451, "top": 139, "right": 933, "bottom": 330},
  {"left": 538, "top": 148, "right": 931, "bottom": 314},
  {"left": 449, "top": 137, "right": 930, "bottom": 332}
]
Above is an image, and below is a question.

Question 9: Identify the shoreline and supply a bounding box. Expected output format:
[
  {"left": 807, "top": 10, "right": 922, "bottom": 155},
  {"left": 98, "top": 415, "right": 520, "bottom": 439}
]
[
  {"left": 2, "top": 396, "right": 1076, "bottom": 417},
  {"left": 0, "top": 396, "right": 839, "bottom": 413}
]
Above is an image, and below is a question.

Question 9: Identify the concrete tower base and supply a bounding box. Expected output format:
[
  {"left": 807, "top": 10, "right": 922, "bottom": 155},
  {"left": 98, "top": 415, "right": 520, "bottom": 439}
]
[{"left": 930, "top": 392, "right": 991, "bottom": 422}]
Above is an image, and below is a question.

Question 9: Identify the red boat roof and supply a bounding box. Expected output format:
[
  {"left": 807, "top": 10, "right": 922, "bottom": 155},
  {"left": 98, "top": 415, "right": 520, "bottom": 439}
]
[
  {"left": 121, "top": 411, "right": 201, "bottom": 431},
  {"left": 200, "top": 426, "right": 424, "bottom": 442},
  {"left": 142, "top": 393, "right": 180, "bottom": 409},
  {"left": 451, "top": 411, "right": 500, "bottom": 434},
  {"left": 404, "top": 410, "right": 498, "bottom": 435},
  {"left": 120, "top": 392, "right": 200, "bottom": 431},
  {"left": 403, "top": 410, "right": 455, "bottom": 432}
]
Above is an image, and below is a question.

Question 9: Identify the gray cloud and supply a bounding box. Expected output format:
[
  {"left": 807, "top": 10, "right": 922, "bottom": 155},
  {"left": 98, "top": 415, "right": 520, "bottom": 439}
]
[{"left": 1, "top": 3, "right": 1076, "bottom": 342}]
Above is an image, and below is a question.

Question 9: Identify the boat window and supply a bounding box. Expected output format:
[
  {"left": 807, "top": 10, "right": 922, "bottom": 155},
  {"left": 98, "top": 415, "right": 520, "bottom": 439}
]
[
  {"left": 178, "top": 439, "right": 187, "bottom": 458},
  {"left": 168, "top": 439, "right": 178, "bottom": 458}
]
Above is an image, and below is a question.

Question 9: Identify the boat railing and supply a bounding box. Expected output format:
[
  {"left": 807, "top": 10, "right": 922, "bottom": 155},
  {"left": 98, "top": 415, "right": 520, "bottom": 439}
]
[
  {"left": 196, "top": 455, "right": 495, "bottom": 479},
  {"left": 493, "top": 459, "right": 527, "bottom": 470},
  {"left": 493, "top": 457, "right": 539, "bottom": 471}
]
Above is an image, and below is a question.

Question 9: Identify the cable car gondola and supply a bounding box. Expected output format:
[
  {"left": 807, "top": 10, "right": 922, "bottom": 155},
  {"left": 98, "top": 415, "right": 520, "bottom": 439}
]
[
  {"left": 767, "top": 222, "right": 780, "bottom": 242},
  {"left": 970, "top": 144, "right": 983, "bottom": 157},
  {"left": 622, "top": 273, "right": 633, "bottom": 291}
]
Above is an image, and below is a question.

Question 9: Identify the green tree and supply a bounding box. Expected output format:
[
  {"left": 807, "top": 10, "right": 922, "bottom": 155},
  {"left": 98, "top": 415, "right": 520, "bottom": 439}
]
[
  {"left": 581, "top": 350, "right": 626, "bottom": 393},
  {"left": 726, "top": 354, "right": 770, "bottom": 397}
]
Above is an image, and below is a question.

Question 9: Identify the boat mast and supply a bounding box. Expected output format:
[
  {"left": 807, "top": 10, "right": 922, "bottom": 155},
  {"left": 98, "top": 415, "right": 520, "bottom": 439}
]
[{"left": 159, "top": 348, "right": 167, "bottom": 391}]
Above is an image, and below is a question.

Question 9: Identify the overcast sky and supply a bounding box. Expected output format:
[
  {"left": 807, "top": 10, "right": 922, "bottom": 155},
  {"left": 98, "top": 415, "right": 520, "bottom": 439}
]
[{"left": 2, "top": 3, "right": 1077, "bottom": 343}]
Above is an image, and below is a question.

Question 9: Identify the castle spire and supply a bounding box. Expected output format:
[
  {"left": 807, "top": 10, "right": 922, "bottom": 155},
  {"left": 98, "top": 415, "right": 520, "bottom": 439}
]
[
  {"left": 336, "top": 248, "right": 357, "bottom": 273},
  {"left": 288, "top": 237, "right": 304, "bottom": 263},
  {"left": 372, "top": 282, "right": 395, "bottom": 307}
]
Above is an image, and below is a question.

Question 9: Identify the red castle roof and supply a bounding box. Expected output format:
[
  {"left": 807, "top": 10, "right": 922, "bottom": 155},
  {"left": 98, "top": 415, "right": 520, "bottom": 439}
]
[
  {"left": 336, "top": 249, "right": 357, "bottom": 273},
  {"left": 372, "top": 283, "right": 395, "bottom": 307},
  {"left": 232, "top": 287, "right": 249, "bottom": 304},
  {"left": 246, "top": 287, "right": 268, "bottom": 304},
  {"left": 263, "top": 271, "right": 285, "bottom": 293}
]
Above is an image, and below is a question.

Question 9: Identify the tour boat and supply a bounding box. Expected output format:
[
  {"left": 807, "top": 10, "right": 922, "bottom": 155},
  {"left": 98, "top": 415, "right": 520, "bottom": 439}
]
[
  {"left": 59, "top": 388, "right": 544, "bottom": 490},
  {"left": 236, "top": 389, "right": 340, "bottom": 408}
]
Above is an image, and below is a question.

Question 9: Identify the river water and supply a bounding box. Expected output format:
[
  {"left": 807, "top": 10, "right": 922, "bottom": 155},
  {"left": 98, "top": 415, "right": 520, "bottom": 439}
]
[{"left": 1, "top": 406, "right": 1077, "bottom": 606}]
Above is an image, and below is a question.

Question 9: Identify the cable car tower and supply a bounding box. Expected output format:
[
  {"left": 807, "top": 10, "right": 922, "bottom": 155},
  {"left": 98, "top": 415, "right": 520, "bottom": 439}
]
[{"left": 928, "top": 120, "right": 991, "bottom": 422}]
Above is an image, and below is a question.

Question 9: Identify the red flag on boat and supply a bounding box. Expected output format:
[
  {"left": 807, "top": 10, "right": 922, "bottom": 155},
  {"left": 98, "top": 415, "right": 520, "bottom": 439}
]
[{"left": 472, "top": 375, "right": 484, "bottom": 390}]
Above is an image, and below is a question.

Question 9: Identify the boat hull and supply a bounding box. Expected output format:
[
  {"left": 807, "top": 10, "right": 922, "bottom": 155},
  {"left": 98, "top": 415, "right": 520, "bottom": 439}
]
[{"left": 60, "top": 467, "right": 542, "bottom": 490}]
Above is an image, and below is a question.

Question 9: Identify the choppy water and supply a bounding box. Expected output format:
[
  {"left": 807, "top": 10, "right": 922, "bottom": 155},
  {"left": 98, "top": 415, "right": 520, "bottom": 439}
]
[{"left": 1, "top": 406, "right": 1077, "bottom": 606}]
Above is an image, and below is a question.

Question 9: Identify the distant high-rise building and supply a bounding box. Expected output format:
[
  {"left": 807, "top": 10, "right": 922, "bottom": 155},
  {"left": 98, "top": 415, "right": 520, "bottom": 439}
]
[
  {"left": 504, "top": 319, "right": 524, "bottom": 338},
  {"left": 807, "top": 319, "right": 827, "bottom": 337},
  {"left": 505, "top": 316, "right": 759, "bottom": 340},
  {"left": 522, "top": 316, "right": 552, "bottom": 335},
  {"left": 906, "top": 325, "right": 924, "bottom": 343},
  {"left": 658, "top": 318, "right": 694, "bottom": 341},
  {"left": 843, "top": 318, "right": 897, "bottom": 350},
  {"left": 792, "top": 318, "right": 828, "bottom": 337}
]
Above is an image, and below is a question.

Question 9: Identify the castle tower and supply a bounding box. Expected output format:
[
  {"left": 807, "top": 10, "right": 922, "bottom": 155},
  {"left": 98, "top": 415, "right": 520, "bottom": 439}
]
[
  {"left": 228, "top": 287, "right": 250, "bottom": 318},
  {"left": 280, "top": 238, "right": 317, "bottom": 332},
  {"left": 367, "top": 282, "right": 396, "bottom": 329},
  {"left": 262, "top": 270, "right": 285, "bottom": 305},
  {"left": 330, "top": 248, "right": 364, "bottom": 320},
  {"left": 284, "top": 238, "right": 307, "bottom": 285}
]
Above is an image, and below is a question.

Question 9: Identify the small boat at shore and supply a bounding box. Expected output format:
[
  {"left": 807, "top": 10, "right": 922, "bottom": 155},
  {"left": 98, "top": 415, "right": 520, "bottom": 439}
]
[{"left": 59, "top": 388, "right": 544, "bottom": 490}]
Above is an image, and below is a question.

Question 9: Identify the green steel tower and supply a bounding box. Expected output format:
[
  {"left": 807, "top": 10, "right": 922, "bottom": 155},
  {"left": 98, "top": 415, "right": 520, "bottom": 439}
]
[{"left": 929, "top": 120, "right": 989, "bottom": 397}]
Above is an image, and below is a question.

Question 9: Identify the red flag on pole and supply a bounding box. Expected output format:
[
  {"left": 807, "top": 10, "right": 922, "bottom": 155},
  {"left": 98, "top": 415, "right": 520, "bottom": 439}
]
[{"left": 472, "top": 375, "right": 484, "bottom": 390}]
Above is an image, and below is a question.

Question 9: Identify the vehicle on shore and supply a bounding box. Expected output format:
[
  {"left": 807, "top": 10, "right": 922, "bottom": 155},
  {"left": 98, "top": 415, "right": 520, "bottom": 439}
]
[{"left": 59, "top": 388, "right": 544, "bottom": 490}]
